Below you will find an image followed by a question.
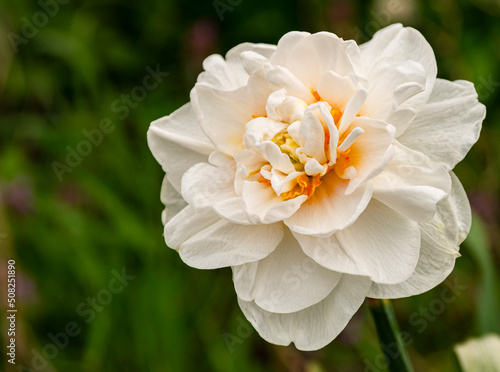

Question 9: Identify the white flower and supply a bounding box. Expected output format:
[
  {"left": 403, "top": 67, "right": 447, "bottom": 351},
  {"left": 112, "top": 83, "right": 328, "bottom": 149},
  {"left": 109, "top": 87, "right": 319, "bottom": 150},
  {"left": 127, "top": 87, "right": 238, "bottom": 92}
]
[{"left": 148, "top": 24, "right": 485, "bottom": 350}]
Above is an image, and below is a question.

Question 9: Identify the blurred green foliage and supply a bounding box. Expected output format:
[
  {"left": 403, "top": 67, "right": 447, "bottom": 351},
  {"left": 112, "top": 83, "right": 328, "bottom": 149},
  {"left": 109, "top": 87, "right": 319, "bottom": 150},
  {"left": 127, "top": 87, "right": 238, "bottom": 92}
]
[{"left": 0, "top": 0, "right": 499, "bottom": 371}]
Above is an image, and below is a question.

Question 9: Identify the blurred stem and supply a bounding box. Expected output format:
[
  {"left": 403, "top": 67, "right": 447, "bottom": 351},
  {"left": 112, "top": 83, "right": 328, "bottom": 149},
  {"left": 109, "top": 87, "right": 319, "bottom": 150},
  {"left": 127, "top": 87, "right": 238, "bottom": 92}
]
[{"left": 368, "top": 299, "right": 414, "bottom": 372}]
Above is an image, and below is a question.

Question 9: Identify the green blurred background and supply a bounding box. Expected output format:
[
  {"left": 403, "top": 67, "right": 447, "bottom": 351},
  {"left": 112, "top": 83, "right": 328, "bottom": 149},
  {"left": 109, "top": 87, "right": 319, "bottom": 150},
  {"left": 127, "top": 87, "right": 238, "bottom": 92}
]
[{"left": 0, "top": 0, "right": 499, "bottom": 371}]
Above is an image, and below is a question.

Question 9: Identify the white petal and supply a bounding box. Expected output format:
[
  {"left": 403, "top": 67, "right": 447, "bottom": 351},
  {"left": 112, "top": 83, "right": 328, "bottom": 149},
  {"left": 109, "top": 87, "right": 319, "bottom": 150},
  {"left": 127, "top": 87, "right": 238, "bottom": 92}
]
[
  {"left": 304, "top": 158, "right": 324, "bottom": 176},
  {"left": 265, "top": 89, "right": 287, "bottom": 120},
  {"left": 363, "top": 58, "right": 426, "bottom": 132},
  {"left": 237, "top": 274, "right": 372, "bottom": 351},
  {"left": 160, "top": 176, "right": 187, "bottom": 224},
  {"left": 255, "top": 141, "right": 296, "bottom": 174},
  {"left": 198, "top": 54, "right": 242, "bottom": 91},
  {"left": 181, "top": 160, "right": 236, "bottom": 210},
  {"left": 300, "top": 107, "right": 327, "bottom": 164},
  {"left": 266, "top": 66, "right": 316, "bottom": 103},
  {"left": 232, "top": 229, "right": 342, "bottom": 313},
  {"left": 165, "top": 205, "right": 220, "bottom": 249},
  {"left": 198, "top": 43, "right": 276, "bottom": 90},
  {"left": 178, "top": 218, "right": 284, "bottom": 269},
  {"left": 317, "top": 71, "right": 366, "bottom": 112},
  {"left": 297, "top": 199, "right": 420, "bottom": 284},
  {"left": 322, "top": 106, "right": 340, "bottom": 165},
  {"left": 338, "top": 87, "right": 368, "bottom": 134},
  {"left": 191, "top": 84, "right": 265, "bottom": 156},
  {"left": 384, "top": 107, "right": 417, "bottom": 133},
  {"left": 287, "top": 120, "right": 304, "bottom": 146},
  {"left": 243, "top": 117, "right": 288, "bottom": 149},
  {"left": 341, "top": 117, "right": 396, "bottom": 194},
  {"left": 246, "top": 63, "right": 274, "bottom": 108},
  {"left": 337, "top": 127, "right": 364, "bottom": 152},
  {"left": 212, "top": 196, "right": 252, "bottom": 224},
  {"left": 368, "top": 172, "right": 469, "bottom": 297},
  {"left": 397, "top": 78, "right": 485, "bottom": 171},
  {"left": 276, "top": 96, "right": 308, "bottom": 123},
  {"left": 226, "top": 43, "right": 276, "bottom": 72},
  {"left": 372, "top": 142, "right": 451, "bottom": 222},
  {"left": 242, "top": 181, "right": 307, "bottom": 224},
  {"left": 259, "top": 164, "right": 272, "bottom": 180},
  {"left": 360, "top": 24, "right": 437, "bottom": 109},
  {"left": 270, "top": 170, "right": 305, "bottom": 195},
  {"left": 285, "top": 172, "right": 373, "bottom": 237},
  {"left": 271, "top": 32, "right": 362, "bottom": 88},
  {"left": 147, "top": 103, "right": 215, "bottom": 193},
  {"left": 240, "top": 50, "right": 270, "bottom": 76},
  {"left": 233, "top": 149, "right": 267, "bottom": 178},
  {"left": 426, "top": 171, "right": 472, "bottom": 246},
  {"left": 270, "top": 31, "right": 311, "bottom": 66}
]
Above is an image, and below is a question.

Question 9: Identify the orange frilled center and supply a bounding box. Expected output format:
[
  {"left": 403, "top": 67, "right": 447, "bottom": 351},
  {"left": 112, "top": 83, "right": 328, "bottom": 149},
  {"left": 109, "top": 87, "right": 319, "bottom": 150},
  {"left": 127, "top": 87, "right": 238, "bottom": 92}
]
[{"left": 255, "top": 89, "right": 351, "bottom": 201}]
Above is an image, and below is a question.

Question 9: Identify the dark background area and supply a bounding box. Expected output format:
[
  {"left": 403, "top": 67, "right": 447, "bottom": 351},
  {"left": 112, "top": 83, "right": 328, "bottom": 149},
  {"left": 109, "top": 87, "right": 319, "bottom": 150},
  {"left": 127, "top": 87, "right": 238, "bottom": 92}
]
[{"left": 0, "top": 0, "right": 499, "bottom": 371}]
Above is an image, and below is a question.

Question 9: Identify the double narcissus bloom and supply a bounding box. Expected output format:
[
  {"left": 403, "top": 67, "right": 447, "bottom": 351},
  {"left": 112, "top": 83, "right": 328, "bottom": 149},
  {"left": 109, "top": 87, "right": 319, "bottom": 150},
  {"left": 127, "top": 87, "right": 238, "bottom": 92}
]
[{"left": 148, "top": 24, "right": 485, "bottom": 350}]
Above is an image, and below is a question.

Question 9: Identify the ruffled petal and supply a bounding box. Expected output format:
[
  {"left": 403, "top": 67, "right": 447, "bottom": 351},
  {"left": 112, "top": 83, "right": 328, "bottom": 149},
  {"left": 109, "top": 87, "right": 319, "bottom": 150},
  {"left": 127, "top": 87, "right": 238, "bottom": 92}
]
[
  {"left": 255, "top": 141, "right": 296, "bottom": 174},
  {"left": 360, "top": 24, "right": 437, "bottom": 110},
  {"left": 397, "top": 79, "right": 485, "bottom": 170},
  {"left": 198, "top": 54, "right": 243, "bottom": 91},
  {"left": 165, "top": 206, "right": 283, "bottom": 269},
  {"left": 269, "top": 31, "right": 310, "bottom": 65},
  {"left": 339, "top": 117, "right": 396, "bottom": 194},
  {"left": 317, "top": 71, "right": 367, "bottom": 113},
  {"left": 191, "top": 84, "right": 265, "bottom": 156},
  {"left": 232, "top": 228, "right": 342, "bottom": 313},
  {"left": 181, "top": 156, "right": 237, "bottom": 210},
  {"left": 372, "top": 142, "right": 451, "bottom": 222},
  {"left": 271, "top": 31, "right": 362, "bottom": 88},
  {"left": 363, "top": 58, "right": 426, "bottom": 133},
  {"left": 295, "top": 199, "right": 420, "bottom": 284},
  {"left": 165, "top": 206, "right": 221, "bottom": 249},
  {"left": 147, "top": 103, "right": 215, "bottom": 193},
  {"left": 368, "top": 172, "right": 469, "bottom": 297},
  {"left": 212, "top": 197, "right": 251, "bottom": 224},
  {"left": 237, "top": 274, "right": 372, "bottom": 350},
  {"left": 300, "top": 106, "right": 328, "bottom": 164},
  {"left": 265, "top": 65, "right": 316, "bottom": 103},
  {"left": 242, "top": 181, "right": 307, "bottom": 224},
  {"left": 160, "top": 176, "right": 187, "bottom": 224},
  {"left": 197, "top": 43, "right": 276, "bottom": 90},
  {"left": 338, "top": 87, "right": 368, "bottom": 134}
]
